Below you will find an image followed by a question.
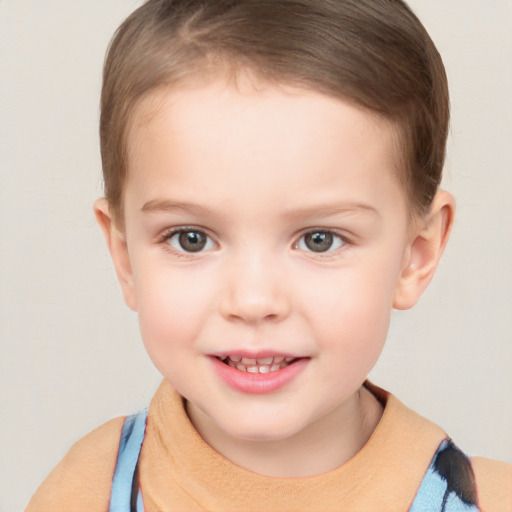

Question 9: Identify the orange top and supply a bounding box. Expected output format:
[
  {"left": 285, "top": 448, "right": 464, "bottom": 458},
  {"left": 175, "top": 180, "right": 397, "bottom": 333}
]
[{"left": 26, "top": 381, "right": 512, "bottom": 512}]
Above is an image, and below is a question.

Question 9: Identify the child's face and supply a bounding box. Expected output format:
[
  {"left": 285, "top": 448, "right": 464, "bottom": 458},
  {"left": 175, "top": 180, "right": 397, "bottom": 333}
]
[{"left": 112, "top": 76, "right": 417, "bottom": 445}]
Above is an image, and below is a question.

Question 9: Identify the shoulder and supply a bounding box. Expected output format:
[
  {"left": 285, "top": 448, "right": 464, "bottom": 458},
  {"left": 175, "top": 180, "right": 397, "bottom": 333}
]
[
  {"left": 25, "top": 416, "right": 125, "bottom": 512},
  {"left": 472, "top": 456, "right": 512, "bottom": 512}
]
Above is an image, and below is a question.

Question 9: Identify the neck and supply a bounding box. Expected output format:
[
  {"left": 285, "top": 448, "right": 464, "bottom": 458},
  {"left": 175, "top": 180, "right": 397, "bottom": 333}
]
[{"left": 186, "top": 386, "right": 383, "bottom": 478}]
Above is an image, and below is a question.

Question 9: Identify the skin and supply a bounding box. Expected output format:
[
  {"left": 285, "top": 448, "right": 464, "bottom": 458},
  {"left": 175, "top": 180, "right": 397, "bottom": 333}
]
[{"left": 95, "top": 74, "right": 454, "bottom": 478}]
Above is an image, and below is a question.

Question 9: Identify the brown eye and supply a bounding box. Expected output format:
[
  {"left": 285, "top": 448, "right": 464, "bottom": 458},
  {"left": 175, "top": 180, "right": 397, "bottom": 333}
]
[
  {"left": 168, "top": 230, "right": 213, "bottom": 253},
  {"left": 297, "top": 231, "right": 345, "bottom": 253}
]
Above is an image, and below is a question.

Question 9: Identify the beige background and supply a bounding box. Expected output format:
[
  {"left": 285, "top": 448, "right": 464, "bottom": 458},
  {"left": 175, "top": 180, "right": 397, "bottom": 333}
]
[{"left": 1, "top": 1, "right": 511, "bottom": 510}]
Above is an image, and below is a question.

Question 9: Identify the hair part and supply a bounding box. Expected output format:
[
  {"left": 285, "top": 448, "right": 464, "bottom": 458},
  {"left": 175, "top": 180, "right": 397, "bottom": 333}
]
[{"left": 100, "top": 0, "right": 449, "bottom": 224}]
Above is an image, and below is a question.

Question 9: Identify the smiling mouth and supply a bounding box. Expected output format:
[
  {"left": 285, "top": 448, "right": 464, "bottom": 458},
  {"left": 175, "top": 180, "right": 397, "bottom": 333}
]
[{"left": 218, "top": 355, "right": 298, "bottom": 374}]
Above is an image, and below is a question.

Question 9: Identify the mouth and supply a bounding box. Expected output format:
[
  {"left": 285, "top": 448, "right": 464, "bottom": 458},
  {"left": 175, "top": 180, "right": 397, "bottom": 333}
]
[
  {"left": 211, "top": 353, "right": 309, "bottom": 393},
  {"left": 217, "top": 355, "right": 299, "bottom": 374}
]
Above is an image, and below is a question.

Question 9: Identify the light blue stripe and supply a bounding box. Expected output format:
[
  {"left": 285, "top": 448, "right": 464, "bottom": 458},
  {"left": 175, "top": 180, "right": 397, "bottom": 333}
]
[
  {"left": 409, "top": 466, "right": 447, "bottom": 512},
  {"left": 410, "top": 441, "right": 480, "bottom": 512},
  {"left": 108, "top": 410, "right": 148, "bottom": 512},
  {"left": 136, "top": 489, "right": 145, "bottom": 511}
]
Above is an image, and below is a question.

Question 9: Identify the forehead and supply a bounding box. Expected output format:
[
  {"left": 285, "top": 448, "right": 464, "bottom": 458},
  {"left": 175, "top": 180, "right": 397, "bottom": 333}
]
[
  {"left": 128, "top": 72, "right": 399, "bottom": 162},
  {"left": 124, "top": 76, "right": 406, "bottom": 221}
]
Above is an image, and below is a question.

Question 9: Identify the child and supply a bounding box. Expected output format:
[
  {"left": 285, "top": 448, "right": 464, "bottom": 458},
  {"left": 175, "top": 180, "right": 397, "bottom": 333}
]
[{"left": 26, "top": 0, "right": 511, "bottom": 510}]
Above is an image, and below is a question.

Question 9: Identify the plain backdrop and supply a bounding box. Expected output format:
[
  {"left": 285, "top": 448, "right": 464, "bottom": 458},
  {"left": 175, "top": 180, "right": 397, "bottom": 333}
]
[{"left": 1, "top": 1, "right": 511, "bottom": 510}]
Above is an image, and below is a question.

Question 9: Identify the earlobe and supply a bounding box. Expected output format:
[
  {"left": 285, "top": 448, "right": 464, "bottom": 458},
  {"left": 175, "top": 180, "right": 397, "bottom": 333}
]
[
  {"left": 393, "top": 190, "right": 455, "bottom": 310},
  {"left": 93, "top": 198, "right": 137, "bottom": 311}
]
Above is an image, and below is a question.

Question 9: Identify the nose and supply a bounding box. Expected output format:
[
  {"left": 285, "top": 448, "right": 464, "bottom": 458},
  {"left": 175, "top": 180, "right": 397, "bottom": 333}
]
[{"left": 219, "top": 251, "right": 291, "bottom": 324}]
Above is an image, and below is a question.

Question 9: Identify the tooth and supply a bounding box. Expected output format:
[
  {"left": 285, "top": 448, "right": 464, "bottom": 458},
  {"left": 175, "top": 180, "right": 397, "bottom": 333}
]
[
  {"left": 247, "top": 366, "right": 259, "bottom": 373},
  {"left": 236, "top": 363, "right": 247, "bottom": 372},
  {"left": 285, "top": 357, "right": 294, "bottom": 362},
  {"left": 270, "top": 364, "right": 280, "bottom": 372},
  {"left": 228, "top": 360, "right": 236, "bottom": 368},
  {"left": 229, "top": 355, "right": 242, "bottom": 362},
  {"left": 258, "top": 365, "right": 270, "bottom": 373},
  {"left": 273, "top": 357, "right": 284, "bottom": 363},
  {"left": 242, "top": 358, "right": 257, "bottom": 365},
  {"left": 256, "top": 357, "right": 273, "bottom": 365}
]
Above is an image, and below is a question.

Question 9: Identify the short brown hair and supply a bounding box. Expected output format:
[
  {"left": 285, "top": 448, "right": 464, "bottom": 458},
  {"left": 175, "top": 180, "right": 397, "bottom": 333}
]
[{"left": 100, "top": 0, "right": 449, "bottom": 222}]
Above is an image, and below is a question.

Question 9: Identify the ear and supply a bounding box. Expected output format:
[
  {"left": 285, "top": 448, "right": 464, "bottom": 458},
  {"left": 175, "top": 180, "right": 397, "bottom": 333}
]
[
  {"left": 94, "top": 198, "right": 137, "bottom": 311},
  {"left": 393, "top": 190, "right": 455, "bottom": 310}
]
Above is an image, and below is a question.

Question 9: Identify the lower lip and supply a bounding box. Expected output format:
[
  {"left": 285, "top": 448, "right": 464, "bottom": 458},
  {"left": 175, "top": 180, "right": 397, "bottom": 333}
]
[{"left": 210, "top": 357, "right": 309, "bottom": 394}]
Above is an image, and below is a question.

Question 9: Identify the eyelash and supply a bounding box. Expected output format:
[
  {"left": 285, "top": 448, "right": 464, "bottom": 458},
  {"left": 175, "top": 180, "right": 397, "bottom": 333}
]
[
  {"left": 158, "top": 226, "right": 215, "bottom": 259},
  {"left": 294, "top": 229, "right": 349, "bottom": 257},
  {"left": 158, "top": 227, "right": 351, "bottom": 258}
]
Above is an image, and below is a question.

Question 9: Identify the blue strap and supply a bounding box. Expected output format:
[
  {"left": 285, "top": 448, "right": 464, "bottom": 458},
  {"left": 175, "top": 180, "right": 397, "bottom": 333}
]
[
  {"left": 109, "top": 410, "right": 148, "bottom": 512},
  {"left": 409, "top": 440, "right": 481, "bottom": 512}
]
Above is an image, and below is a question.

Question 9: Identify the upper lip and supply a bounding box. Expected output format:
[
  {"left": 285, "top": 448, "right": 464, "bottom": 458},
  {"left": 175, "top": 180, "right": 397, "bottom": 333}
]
[{"left": 210, "top": 350, "right": 306, "bottom": 360}]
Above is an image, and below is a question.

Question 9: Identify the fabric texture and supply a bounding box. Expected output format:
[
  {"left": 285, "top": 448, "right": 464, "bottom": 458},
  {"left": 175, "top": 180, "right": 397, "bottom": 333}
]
[
  {"left": 109, "top": 415, "right": 482, "bottom": 512},
  {"left": 409, "top": 439, "right": 480, "bottom": 512},
  {"left": 109, "top": 410, "right": 148, "bottom": 512},
  {"left": 26, "top": 381, "right": 512, "bottom": 512}
]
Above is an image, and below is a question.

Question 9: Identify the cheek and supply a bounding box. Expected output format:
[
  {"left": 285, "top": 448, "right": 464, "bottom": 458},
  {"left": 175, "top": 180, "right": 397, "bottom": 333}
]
[
  {"left": 299, "top": 255, "right": 402, "bottom": 349},
  {"left": 133, "top": 258, "right": 215, "bottom": 357},
  {"left": 305, "top": 272, "right": 395, "bottom": 385}
]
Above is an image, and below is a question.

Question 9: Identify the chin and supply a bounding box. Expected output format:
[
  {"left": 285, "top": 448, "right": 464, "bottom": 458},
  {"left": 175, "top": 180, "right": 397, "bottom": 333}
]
[{"left": 220, "top": 416, "right": 305, "bottom": 444}]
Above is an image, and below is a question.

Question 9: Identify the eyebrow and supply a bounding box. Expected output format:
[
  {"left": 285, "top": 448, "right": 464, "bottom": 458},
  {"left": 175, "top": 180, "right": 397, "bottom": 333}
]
[
  {"left": 141, "top": 199, "right": 214, "bottom": 217},
  {"left": 282, "top": 203, "right": 379, "bottom": 221},
  {"left": 142, "top": 198, "right": 379, "bottom": 221}
]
